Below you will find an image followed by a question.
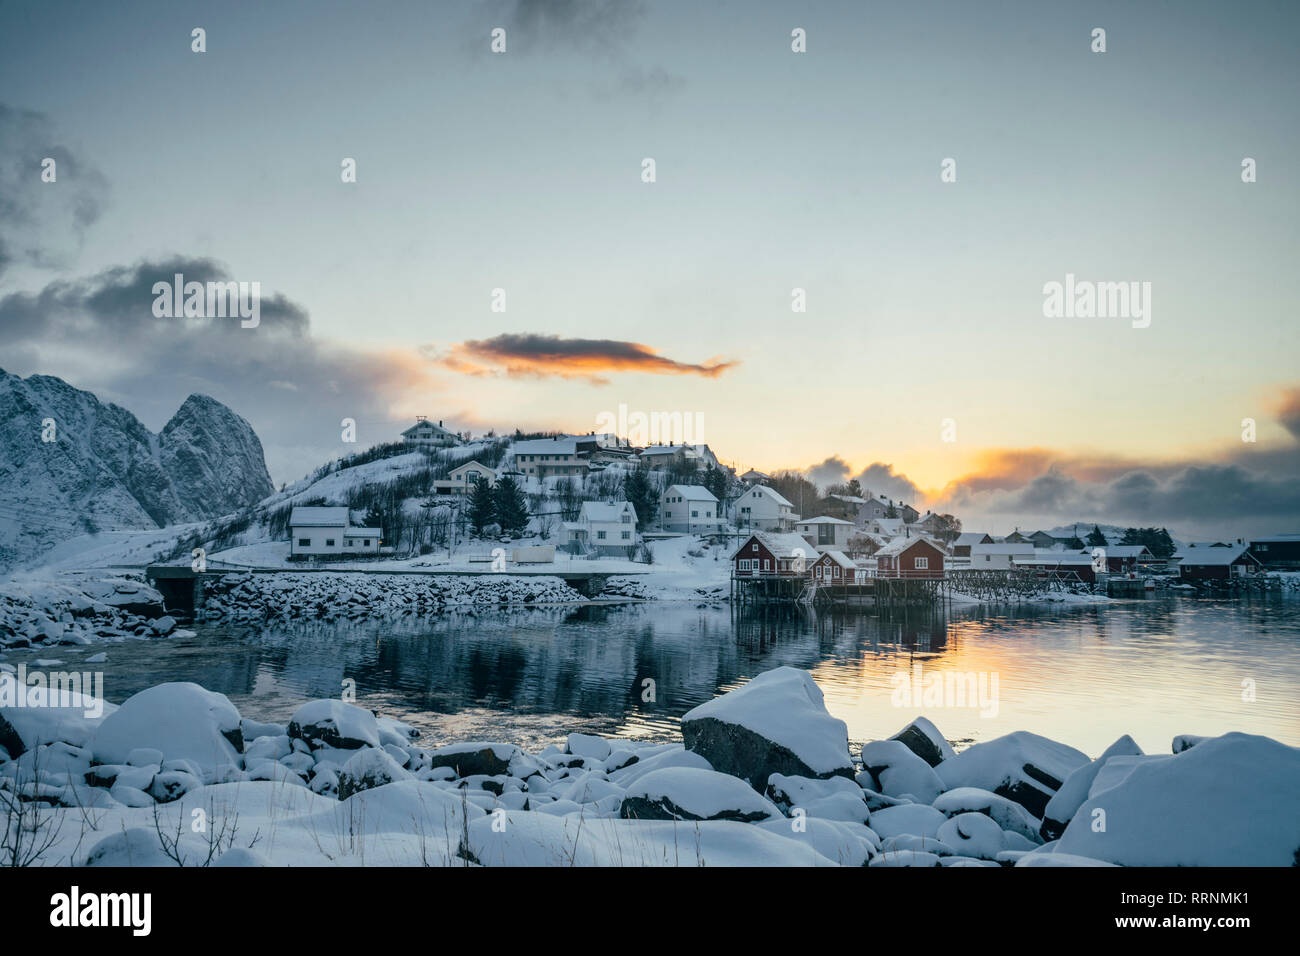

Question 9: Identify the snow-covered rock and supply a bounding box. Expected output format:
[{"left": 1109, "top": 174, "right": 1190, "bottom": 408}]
[
  {"left": 931, "top": 787, "right": 1042, "bottom": 842},
  {"left": 934, "top": 731, "right": 1089, "bottom": 817},
  {"left": 620, "top": 767, "right": 782, "bottom": 822},
  {"left": 867, "top": 803, "right": 947, "bottom": 840},
  {"left": 288, "top": 699, "right": 380, "bottom": 750},
  {"left": 889, "top": 716, "right": 956, "bottom": 767},
  {"left": 338, "top": 747, "right": 414, "bottom": 799},
  {"left": 1056, "top": 733, "right": 1300, "bottom": 866},
  {"left": 681, "top": 668, "right": 854, "bottom": 790},
  {"left": 859, "top": 739, "right": 945, "bottom": 803},
  {"left": 90, "top": 683, "right": 242, "bottom": 782},
  {"left": 936, "top": 812, "right": 1005, "bottom": 860},
  {"left": 426, "top": 741, "right": 521, "bottom": 778},
  {"left": 0, "top": 670, "right": 117, "bottom": 756},
  {"left": 1040, "top": 734, "right": 1143, "bottom": 840}
]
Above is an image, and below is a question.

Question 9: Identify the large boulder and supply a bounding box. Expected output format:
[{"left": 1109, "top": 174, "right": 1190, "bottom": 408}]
[
  {"left": 89, "top": 683, "right": 242, "bottom": 782},
  {"left": 287, "top": 699, "right": 380, "bottom": 750},
  {"left": 1056, "top": 733, "right": 1300, "bottom": 866},
  {"left": 1040, "top": 734, "right": 1143, "bottom": 840},
  {"left": 681, "top": 668, "right": 854, "bottom": 791},
  {"left": 934, "top": 731, "right": 1089, "bottom": 817},
  {"left": 619, "top": 767, "right": 782, "bottom": 823}
]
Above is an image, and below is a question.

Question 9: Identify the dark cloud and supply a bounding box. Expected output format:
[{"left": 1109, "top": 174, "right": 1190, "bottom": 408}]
[
  {"left": 432, "top": 333, "right": 738, "bottom": 384},
  {"left": 853, "top": 462, "right": 923, "bottom": 505},
  {"left": 496, "top": 0, "right": 645, "bottom": 53},
  {"left": 805, "top": 455, "right": 850, "bottom": 489},
  {"left": 937, "top": 453, "right": 1300, "bottom": 538},
  {"left": 0, "top": 103, "right": 109, "bottom": 277},
  {"left": 0, "top": 257, "right": 439, "bottom": 483}
]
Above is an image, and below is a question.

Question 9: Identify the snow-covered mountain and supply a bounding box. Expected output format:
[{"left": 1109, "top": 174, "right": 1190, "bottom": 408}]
[{"left": 0, "top": 369, "right": 274, "bottom": 571}]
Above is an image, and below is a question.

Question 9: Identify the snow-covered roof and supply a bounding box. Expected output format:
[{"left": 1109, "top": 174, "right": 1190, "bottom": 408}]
[
  {"left": 876, "top": 536, "right": 943, "bottom": 557},
  {"left": 1082, "top": 545, "right": 1152, "bottom": 558},
  {"left": 797, "top": 516, "right": 853, "bottom": 526},
  {"left": 1249, "top": 533, "right": 1300, "bottom": 543},
  {"left": 745, "top": 485, "right": 793, "bottom": 508},
  {"left": 449, "top": 460, "right": 493, "bottom": 477},
  {"left": 289, "top": 506, "right": 349, "bottom": 527},
  {"left": 971, "top": 543, "right": 1035, "bottom": 556},
  {"left": 343, "top": 527, "right": 380, "bottom": 537},
  {"left": 663, "top": 484, "right": 718, "bottom": 502},
  {"left": 732, "top": 532, "right": 818, "bottom": 561},
  {"left": 402, "top": 420, "right": 458, "bottom": 438},
  {"left": 1174, "top": 545, "right": 1256, "bottom": 566},
  {"left": 512, "top": 437, "right": 579, "bottom": 456},
  {"left": 1014, "top": 553, "right": 1093, "bottom": 566},
  {"left": 953, "top": 532, "right": 992, "bottom": 546},
  {"left": 639, "top": 444, "right": 690, "bottom": 457},
  {"left": 828, "top": 494, "right": 868, "bottom": 504},
  {"left": 579, "top": 500, "right": 637, "bottom": 523},
  {"left": 817, "top": 550, "right": 856, "bottom": 569}
]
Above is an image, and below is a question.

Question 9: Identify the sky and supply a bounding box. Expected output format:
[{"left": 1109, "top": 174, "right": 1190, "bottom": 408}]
[{"left": 1, "top": 0, "right": 1297, "bottom": 538}]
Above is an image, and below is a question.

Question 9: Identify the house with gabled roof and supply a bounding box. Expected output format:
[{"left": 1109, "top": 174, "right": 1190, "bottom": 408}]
[
  {"left": 735, "top": 484, "right": 797, "bottom": 531},
  {"left": 659, "top": 484, "right": 720, "bottom": 533},
  {"left": 289, "top": 506, "right": 381, "bottom": 557}
]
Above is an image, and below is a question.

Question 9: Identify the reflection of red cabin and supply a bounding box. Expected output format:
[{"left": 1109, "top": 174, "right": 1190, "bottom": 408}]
[{"left": 874, "top": 537, "right": 945, "bottom": 579}]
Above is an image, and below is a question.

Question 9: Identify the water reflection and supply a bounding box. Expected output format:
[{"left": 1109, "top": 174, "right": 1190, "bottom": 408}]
[{"left": 45, "top": 594, "right": 1300, "bottom": 756}]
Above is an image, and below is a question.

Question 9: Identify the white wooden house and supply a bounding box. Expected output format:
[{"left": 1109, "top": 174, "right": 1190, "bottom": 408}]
[
  {"left": 659, "top": 484, "right": 720, "bottom": 533},
  {"left": 432, "top": 460, "right": 496, "bottom": 496},
  {"left": 289, "top": 506, "right": 381, "bottom": 557},
  {"left": 735, "top": 484, "right": 797, "bottom": 531},
  {"left": 402, "top": 417, "right": 462, "bottom": 447},
  {"left": 565, "top": 500, "right": 638, "bottom": 555},
  {"left": 796, "top": 516, "right": 854, "bottom": 550}
]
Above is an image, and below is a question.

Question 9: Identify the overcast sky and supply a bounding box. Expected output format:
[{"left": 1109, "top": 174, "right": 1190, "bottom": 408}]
[{"left": 1, "top": 0, "right": 1297, "bottom": 537}]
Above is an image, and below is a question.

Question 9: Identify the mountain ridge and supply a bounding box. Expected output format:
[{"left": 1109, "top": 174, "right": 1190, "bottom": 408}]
[{"left": 0, "top": 367, "right": 274, "bottom": 571}]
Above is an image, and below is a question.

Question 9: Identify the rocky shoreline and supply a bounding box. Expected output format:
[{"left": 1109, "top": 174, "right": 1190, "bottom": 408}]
[{"left": 1, "top": 665, "right": 1295, "bottom": 867}]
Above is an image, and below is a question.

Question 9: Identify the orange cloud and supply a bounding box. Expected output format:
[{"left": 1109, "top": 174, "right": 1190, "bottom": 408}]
[{"left": 427, "top": 334, "right": 738, "bottom": 384}]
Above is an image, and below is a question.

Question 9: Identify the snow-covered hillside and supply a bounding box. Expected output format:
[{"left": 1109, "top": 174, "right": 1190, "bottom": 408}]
[{"left": 0, "top": 369, "right": 274, "bottom": 572}]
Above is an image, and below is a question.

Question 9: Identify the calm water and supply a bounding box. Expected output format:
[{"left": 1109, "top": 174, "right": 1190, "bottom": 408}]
[{"left": 21, "top": 595, "right": 1300, "bottom": 758}]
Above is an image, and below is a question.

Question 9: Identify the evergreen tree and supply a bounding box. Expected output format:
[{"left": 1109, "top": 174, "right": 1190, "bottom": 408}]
[
  {"left": 493, "top": 475, "right": 530, "bottom": 534},
  {"left": 468, "top": 479, "right": 497, "bottom": 533},
  {"left": 1086, "top": 525, "right": 1107, "bottom": 547},
  {"left": 702, "top": 463, "right": 729, "bottom": 504},
  {"left": 622, "top": 468, "right": 657, "bottom": 529}
]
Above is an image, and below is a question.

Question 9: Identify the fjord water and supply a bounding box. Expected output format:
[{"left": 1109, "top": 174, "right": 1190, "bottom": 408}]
[{"left": 73, "top": 595, "right": 1300, "bottom": 757}]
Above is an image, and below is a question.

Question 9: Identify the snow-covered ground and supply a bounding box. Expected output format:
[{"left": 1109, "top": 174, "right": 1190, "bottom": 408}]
[{"left": 3, "top": 666, "right": 1294, "bottom": 867}]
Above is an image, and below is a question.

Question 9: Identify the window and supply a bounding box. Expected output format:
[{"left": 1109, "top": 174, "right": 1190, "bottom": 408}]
[
  {"left": 363, "top": 539, "right": 370, "bottom": 546},
  {"left": 622, "top": 514, "right": 631, "bottom": 523},
  {"left": 751, "top": 544, "right": 758, "bottom": 552},
  {"left": 326, "top": 539, "right": 336, "bottom": 547},
  {"left": 763, "top": 559, "right": 770, "bottom": 571},
  {"left": 346, "top": 540, "right": 353, "bottom": 547},
  {"left": 739, "top": 559, "right": 750, "bottom": 570},
  {"left": 597, "top": 530, "right": 606, "bottom": 540},
  {"left": 621, "top": 531, "right": 631, "bottom": 540},
  {"left": 915, "top": 557, "right": 928, "bottom": 569},
  {"left": 691, "top": 510, "right": 698, "bottom": 518},
  {"left": 298, "top": 538, "right": 310, "bottom": 547}
]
